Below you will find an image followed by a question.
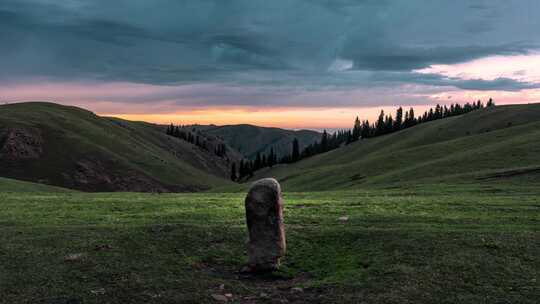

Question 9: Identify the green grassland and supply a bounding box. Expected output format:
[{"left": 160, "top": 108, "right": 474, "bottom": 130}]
[
  {"left": 0, "top": 177, "right": 73, "bottom": 193},
  {"left": 1, "top": 184, "right": 538, "bottom": 303},
  {"left": 2, "top": 104, "right": 539, "bottom": 303},
  {"left": 252, "top": 104, "right": 540, "bottom": 191}
]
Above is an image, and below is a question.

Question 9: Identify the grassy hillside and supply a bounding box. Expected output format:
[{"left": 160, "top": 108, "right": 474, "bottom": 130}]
[
  {"left": 2, "top": 103, "right": 539, "bottom": 303},
  {"left": 0, "top": 177, "right": 73, "bottom": 193},
  {"left": 252, "top": 104, "right": 540, "bottom": 191},
  {"left": 194, "top": 124, "right": 321, "bottom": 159},
  {"left": 0, "top": 102, "right": 235, "bottom": 192},
  {"left": 1, "top": 186, "right": 538, "bottom": 303}
]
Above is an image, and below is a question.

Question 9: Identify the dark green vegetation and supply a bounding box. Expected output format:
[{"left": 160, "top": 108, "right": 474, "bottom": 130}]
[
  {"left": 1, "top": 186, "right": 538, "bottom": 303},
  {"left": 192, "top": 124, "right": 321, "bottom": 159},
  {"left": 0, "top": 102, "right": 238, "bottom": 192},
  {"left": 254, "top": 104, "right": 540, "bottom": 191}
]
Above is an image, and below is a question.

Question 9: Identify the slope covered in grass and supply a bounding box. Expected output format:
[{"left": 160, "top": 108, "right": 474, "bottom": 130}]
[
  {"left": 0, "top": 177, "right": 73, "bottom": 193},
  {"left": 253, "top": 104, "right": 540, "bottom": 191},
  {"left": 0, "top": 102, "right": 234, "bottom": 192}
]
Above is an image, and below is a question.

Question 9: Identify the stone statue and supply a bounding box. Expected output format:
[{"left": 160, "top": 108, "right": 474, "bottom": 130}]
[{"left": 244, "top": 178, "right": 286, "bottom": 272}]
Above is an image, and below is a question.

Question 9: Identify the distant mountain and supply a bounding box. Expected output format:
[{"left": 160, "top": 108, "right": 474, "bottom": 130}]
[
  {"left": 192, "top": 124, "right": 321, "bottom": 159},
  {"left": 0, "top": 102, "right": 240, "bottom": 192},
  {"left": 254, "top": 104, "right": 540, "bottom": 191}
]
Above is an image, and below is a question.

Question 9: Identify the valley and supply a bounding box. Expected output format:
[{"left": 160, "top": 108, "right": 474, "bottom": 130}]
[{"left": 1, "top": 102, "right": 539, "bottom": 303}]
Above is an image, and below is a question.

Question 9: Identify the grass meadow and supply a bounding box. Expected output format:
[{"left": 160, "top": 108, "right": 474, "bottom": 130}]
[{"left": 1, "top": 184, "right": 538, "bottom": 303}]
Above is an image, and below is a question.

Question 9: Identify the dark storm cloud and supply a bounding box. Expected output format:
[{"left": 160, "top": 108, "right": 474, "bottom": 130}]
[
  {"left": 371, "top": 72, "right": 540, "bottom": 92},
  {"left": 345, "top": 44, "right": 532, "bottom": 71},
  {"left": 1, "top": 0, "right": 539, "bottom": 93}
]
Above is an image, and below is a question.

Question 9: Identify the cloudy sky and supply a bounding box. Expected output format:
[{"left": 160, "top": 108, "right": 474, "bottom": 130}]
[{"left": 1, "top": 0, "right": 540, "bottom": 128}]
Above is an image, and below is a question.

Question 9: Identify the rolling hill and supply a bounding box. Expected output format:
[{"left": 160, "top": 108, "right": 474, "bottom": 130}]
[
  {"left": 0, "top": 102, "right": 240, "bottom": 192},
  {"left": 252, "top": 104, "right": 540, "bottom": 191},
  {"left": 192, "top": 124, "right": 321, "bottom": 159},
  {"left": 4, "top": 102, "right": 540, "bottom": 193}
]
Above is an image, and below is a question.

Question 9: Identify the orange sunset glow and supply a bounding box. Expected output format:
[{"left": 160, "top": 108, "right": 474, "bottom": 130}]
[{"left": 105, "top": 105, "right": 436, "bottom": 130}]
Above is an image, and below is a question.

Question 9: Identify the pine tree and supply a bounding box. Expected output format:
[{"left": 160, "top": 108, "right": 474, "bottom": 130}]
[
  {"left": 346, "top": 130, "right": 352, "bottom": 144},
  {"left": 384, "top": 115, "right": 393, "bottom": 133},
  {"left": 292, "top": 138, "right": 300, "bottom": 162},
  {"left": 352, "top": 116, "right": 361, "bottom": 141},
  {"left": 408, "top": 108, "right": 415, "bottom": 125},
  {"left": 464, "top": 102, "right": 473, "bottom": 113},
  {"left": 427, "top": 108, "right": 435, "bottom": 121},
  {"left": 375, "top": 110, "right": 385, "bottom": 136},
  {"left": 249, "top": 161, "right": 255, "bottom": 177},
  {"left": 361, "top": 120, "right": 371, "bottom": 138},
  {"left": 268, "top": 148, "right": 276, "bottom": 167},
  {"left": 240, "top": 160, "right": 247, "bottom": 179},
  {"left": 476, "top": 100, "right": 483, "bottom": 109},
  {"left": 405, "top": 111, "right": 412, "bottom": 128},
  {"left": 394, "top": 107, "right": 403, "bottom": 131},
  {"left": 487, "top": 98, "right": 495, "bottom": 107},
  {"left": 230, "top": 163, "right": 237, "bottom": 181},
  {"left": 346, "top": 130, "right": 352, "bottom": 143},
  {"left": 255, "top": 152, "right": 262, "bottom": 170},
  {"left": 215, "top": 143, "right": 227, "bottom": 157},
  {"left": 166, "top": 123, "right": 174, "bottom": 135},
  {"left": 435, "top": 104, "right": 442, "bottom": 119},
  {"left": 320, "top": 130, "right": 329, "bottom": 152}
]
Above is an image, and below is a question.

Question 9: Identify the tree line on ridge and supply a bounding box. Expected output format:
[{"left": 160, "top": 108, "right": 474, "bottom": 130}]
[
  {"left": 165, "top": 99, "right": 495, "bottom": 182},
  {"left": 229, "top": 99, "right": 495, "bottom": 181}
]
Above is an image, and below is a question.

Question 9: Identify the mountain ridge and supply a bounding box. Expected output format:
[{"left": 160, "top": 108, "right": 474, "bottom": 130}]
[
  {"left": 250, "top": 104, "right": 540, "bottom": 191},
  {"left": 3, "top": 102, "right": 540, "bottom": 193},
  {"left": 0, "top": 102, "right": 239, "bottom": 192},
  {"left": 192, "top": 123, "right": 321, "bottom": 159}
]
